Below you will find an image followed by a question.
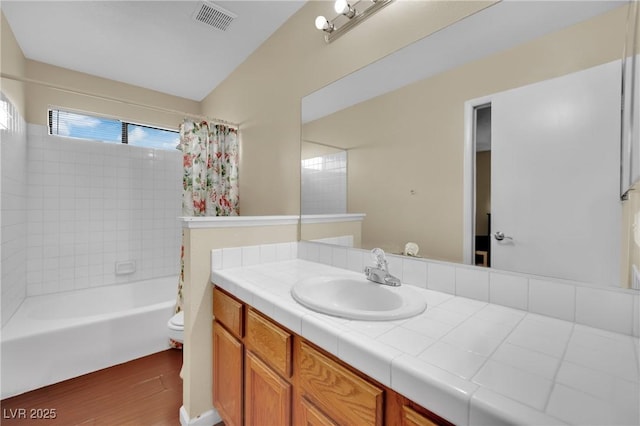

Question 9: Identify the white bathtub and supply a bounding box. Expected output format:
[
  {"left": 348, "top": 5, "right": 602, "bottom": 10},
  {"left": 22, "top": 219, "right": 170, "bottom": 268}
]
[{"left": 1, "top": 276, "right": 177, "bottom": 399}]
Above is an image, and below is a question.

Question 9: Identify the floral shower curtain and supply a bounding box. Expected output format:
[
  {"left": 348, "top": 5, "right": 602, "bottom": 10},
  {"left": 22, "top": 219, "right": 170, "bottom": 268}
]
[
  {"left": 180, "top": 120, "right": 239, "bottom": 217},
  {"left": 171, "top": 119, "right": 239, "bottom": 348}
]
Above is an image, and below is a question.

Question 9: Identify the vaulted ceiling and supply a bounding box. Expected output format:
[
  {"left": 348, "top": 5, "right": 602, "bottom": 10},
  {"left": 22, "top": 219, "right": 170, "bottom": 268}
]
[{"left": 2, "top": 1, "right": 306, "bottom": 101}]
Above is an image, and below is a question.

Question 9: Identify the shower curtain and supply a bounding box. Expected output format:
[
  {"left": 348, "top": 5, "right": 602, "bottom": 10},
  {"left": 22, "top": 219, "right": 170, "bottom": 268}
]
[{"left": 171, "top": 119, "right": 239, "bottom": 348}]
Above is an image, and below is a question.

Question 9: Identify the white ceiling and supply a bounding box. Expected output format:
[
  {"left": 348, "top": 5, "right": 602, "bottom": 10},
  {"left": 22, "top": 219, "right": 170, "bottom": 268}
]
[{"left": 1, "top": 0, "right": 306, "bottom": 101}]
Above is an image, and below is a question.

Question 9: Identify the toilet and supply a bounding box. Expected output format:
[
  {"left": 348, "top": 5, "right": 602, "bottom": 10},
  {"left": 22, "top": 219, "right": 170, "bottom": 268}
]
[{"left": 167, "top": 311, "right": 184, "bottom": 344}]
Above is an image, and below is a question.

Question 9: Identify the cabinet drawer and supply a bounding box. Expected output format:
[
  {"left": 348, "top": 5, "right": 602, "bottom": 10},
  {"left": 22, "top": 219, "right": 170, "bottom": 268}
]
[
  {"left": 213, "top": 287, "right": 244, "bottom": 338},
  {"left": 298, "top": 341, "right": 383, "bottom": 426},
  {"left": 246, "top": 308, "right": 292, "bottom": 378}
]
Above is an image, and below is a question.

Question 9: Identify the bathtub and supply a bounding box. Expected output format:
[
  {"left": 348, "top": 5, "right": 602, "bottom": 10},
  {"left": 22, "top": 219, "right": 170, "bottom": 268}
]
[{"left": 1, "top": 276, "right": 177, "bottom": 399}]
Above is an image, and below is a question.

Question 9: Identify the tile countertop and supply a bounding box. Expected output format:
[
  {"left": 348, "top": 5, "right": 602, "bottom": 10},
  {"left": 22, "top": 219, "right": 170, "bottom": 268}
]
[{"left": 211, "top": 260, "right": 640, "bottom": 426}]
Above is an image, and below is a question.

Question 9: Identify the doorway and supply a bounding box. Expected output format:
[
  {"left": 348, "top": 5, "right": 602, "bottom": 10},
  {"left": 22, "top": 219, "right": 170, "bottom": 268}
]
[
  {"left": 474, "top": 104, "right": 491, "bottom": 267},
  {"left": 463, "top": 61, "right": 621, "bottom": 285}
]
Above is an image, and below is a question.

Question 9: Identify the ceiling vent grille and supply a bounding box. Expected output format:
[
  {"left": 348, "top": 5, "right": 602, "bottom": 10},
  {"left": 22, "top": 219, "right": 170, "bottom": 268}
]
[{"left": 193, "top": 1, "right": 237, "bottom": 31}]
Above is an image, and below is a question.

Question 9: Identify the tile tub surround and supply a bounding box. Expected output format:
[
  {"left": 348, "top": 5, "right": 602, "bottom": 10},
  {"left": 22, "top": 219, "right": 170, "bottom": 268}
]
[
  {"left": 1, "top": 96, "right": 28, "bottom": 326},
  {"left": 25, "top": 124, "right": 182, "bottom": 296},
  {"left": 211, "top": 254, "right": 640, "bottom": 425}
]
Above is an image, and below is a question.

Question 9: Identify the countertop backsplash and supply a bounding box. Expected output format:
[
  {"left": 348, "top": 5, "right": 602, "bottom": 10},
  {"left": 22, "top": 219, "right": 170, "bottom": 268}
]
[
  {"left": 211, "top": 240, "right": 639, "bottom": 338},
  {"left": 296, "top": 241, "right": 640, "bottom": 338}
]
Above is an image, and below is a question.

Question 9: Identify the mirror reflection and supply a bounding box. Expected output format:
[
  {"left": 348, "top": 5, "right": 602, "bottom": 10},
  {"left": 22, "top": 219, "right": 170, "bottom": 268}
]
[{"left": 301, "top": 1, "right": 639, "bottom": 288}]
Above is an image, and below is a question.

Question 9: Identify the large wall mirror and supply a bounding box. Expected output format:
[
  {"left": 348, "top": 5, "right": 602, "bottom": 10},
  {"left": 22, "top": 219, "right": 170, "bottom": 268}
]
[{"left": 301, "top": 1, "right": 640, "bottom": 289}]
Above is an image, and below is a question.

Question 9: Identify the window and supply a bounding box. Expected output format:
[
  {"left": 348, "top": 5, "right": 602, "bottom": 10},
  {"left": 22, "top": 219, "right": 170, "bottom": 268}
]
[
  {"left": 0, "top": 92, "right": 15, "bottom": 131},
  {"left": 48, "top": 108, "right": 179, "bottom": 150},
  {"left": 49, "top": 109, "right": 121, "bottom": 143},
  {"left": 126, "top": 123, "right": 180, "bottom": 150},
  {"left": 0, "top": 99, "right": 10, "bottom": 131}
]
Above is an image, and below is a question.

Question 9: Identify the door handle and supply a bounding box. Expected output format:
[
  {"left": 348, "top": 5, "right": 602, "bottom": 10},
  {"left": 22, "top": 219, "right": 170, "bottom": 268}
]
[{"left": 494, "top": 231, "right": 513, "bottom": 241}]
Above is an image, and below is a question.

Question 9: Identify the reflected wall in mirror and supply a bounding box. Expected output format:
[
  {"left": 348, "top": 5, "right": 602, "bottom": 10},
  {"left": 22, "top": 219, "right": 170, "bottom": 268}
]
[
  {"left": 301, "top": 1, "right": 639, "bottom": 288},
  {"left": 621, "top": 0, "right": 640, "bottom": 196}
]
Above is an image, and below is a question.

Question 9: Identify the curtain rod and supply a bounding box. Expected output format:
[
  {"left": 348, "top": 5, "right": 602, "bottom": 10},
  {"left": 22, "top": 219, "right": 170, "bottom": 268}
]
[{"left": 0, "top": 72, "right": 239, "bottom": 128}]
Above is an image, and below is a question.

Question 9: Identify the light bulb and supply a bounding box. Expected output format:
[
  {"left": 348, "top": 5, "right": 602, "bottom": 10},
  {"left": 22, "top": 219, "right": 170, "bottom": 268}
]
[
  {"left": 334, "top": 0, "right": 356, "bottom": 18},
  {"left": 334, "top": 0, "right": 348, "bottom": 14},
  {"left": 314, "top": 15, "right": 334, "bottom": 32},
  {"left": 315, "top": 15, "right": 328, "bottom": 30}
]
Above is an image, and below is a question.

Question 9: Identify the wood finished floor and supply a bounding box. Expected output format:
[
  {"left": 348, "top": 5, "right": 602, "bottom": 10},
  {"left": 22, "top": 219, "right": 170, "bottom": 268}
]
[{"left": 1, "top": 349, "right": 183, "bottom": 426}]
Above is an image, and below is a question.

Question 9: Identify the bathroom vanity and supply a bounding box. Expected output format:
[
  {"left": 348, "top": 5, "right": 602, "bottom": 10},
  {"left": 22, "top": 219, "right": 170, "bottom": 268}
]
[
  {"left": 213, "top": 285, "right": 450, "bottom": 426},
  {"left": 211, "top": 255, "right": 640, "bottom": 426}
]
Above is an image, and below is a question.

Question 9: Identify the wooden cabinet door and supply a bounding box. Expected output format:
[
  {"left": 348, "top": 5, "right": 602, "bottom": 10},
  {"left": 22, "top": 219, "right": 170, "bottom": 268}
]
[
  {"left": 213, "top": 321, "right": 243, "bottom": 426},
  {"left": 296, "top": 395, "right": 338, "bottom": 426},
  {"left": 245, "top": 350, "right": 291, "bottom": 426}
]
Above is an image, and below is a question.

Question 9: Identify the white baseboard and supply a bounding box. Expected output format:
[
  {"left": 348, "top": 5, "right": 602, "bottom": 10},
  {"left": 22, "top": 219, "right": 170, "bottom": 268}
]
[{"left": 180, "top": 406, "right": 222, "bottom": 426}]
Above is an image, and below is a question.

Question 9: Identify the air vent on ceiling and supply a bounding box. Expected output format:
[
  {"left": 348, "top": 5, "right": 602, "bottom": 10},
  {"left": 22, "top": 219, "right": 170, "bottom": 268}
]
[{"left": 193, "top": 1, "right": 237, "bottom": 32}]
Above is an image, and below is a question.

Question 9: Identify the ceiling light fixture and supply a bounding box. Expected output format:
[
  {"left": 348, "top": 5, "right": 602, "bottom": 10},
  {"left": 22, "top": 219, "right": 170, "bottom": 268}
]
[
  {"left": 334, "top": 0, "right": 356, "bottom": 19},
  {"left": 315, "top": 0, "right": 394, "bottom": 43}
]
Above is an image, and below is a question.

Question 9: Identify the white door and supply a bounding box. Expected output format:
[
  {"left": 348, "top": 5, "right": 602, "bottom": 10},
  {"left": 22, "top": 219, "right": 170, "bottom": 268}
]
[{"left": 491, "top": 60, "right": 621, "bottom": 286}]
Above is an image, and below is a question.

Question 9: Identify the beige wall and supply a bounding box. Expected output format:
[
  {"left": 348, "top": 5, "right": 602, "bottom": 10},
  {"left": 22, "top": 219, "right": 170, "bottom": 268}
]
[
  {"left": 303, "top": 5, "right": 629, "bottom": 262},
  {"left": 201, "top": 1, "right": 496, "bottom": 217},
  {"left": 301, "top": 140, "right": 344, "bottom": 160},
  {"left": 1, "top": 11, "right": 26, "bottom": 115},
  {"left": 182, "top": 225, "right": 298, "bottom": 417},
  {"left": 24, "top": 60, "right": 200, "bottom": 130}
]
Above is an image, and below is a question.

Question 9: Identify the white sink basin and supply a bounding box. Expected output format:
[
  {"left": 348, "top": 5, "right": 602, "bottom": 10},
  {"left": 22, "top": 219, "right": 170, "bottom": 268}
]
[{"left": 291, "top": 275, "right": 427, "bottom": 321}]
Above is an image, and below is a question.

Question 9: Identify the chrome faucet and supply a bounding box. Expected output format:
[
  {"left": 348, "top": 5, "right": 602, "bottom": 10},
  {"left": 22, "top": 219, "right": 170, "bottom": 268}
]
[{"left": 364, "top": 248, "right": 401, "bottom": 287}]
